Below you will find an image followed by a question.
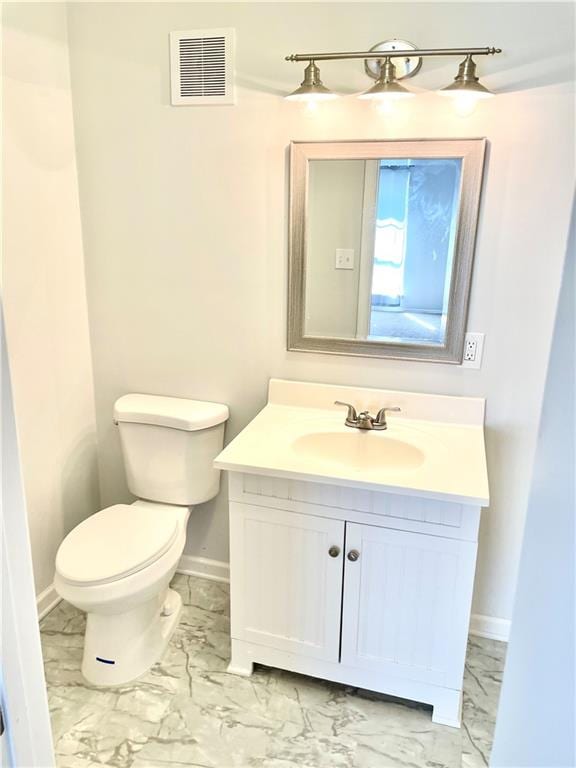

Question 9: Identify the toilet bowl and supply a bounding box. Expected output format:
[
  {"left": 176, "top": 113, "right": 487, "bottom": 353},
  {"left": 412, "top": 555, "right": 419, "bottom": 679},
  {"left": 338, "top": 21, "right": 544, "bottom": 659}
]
[
  {"left": 55, "top": 501, "right": 189, "bottom": 685},
  {"left": 54, "top": 394, "right": 228, "bottom": 686}
]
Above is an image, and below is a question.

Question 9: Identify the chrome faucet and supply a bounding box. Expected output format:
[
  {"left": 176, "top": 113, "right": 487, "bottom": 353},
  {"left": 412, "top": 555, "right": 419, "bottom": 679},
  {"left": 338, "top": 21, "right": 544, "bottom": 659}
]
[{"left": 334, "top": 401, "right": 401, "bottom": 431}]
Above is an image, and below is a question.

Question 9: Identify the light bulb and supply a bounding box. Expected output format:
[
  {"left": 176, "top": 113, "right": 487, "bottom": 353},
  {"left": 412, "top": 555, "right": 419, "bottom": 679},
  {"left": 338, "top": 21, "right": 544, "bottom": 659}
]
[
  {"left": 373, "top": 97, "right": 398, "bottom": 115},
  {"left": 454, "top": 93, "right": 480, "bottom": 116},
  {"left": 443, "top": 90, "right": 493, "bottom": 117},
  {"left": 304, "top": 99, "right": 319, "bottom": 113}
]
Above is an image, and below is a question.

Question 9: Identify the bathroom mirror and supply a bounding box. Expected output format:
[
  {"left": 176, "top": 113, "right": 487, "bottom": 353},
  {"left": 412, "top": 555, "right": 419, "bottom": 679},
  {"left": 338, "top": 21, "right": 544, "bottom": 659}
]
[{"left": 288, "top": 139, "right": 487, "bottom": 362}]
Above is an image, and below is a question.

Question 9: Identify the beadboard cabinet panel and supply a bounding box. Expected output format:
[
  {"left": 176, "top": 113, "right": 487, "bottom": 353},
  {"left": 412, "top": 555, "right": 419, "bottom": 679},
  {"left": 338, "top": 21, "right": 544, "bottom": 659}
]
[
  {"left": 229, "top": 502, "right": 345, "bottom": 661},
  {"left": 341, "top": 523, "right": 477, "bottom": 689},
  {"left": 229, "top": 473, "right": 480, "bottom": 542}
]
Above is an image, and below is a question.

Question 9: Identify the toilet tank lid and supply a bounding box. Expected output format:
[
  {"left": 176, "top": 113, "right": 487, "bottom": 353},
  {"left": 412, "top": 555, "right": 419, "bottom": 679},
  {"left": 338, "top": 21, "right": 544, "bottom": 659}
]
[{"left": 114, "top": 393, "right": 229, "bottom": 431}]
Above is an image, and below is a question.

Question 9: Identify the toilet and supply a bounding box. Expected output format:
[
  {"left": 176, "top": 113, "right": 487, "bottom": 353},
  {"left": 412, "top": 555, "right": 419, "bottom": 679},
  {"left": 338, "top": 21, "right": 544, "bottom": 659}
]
[{"left": 54, "top": 393, "right": 229, "bottom": 686}]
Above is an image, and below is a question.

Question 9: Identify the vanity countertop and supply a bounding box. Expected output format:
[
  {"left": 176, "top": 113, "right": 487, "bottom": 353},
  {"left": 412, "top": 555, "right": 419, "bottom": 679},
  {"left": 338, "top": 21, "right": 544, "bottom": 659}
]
[{"left": 215, "top": 379, "right": 489, "bottom": 507}]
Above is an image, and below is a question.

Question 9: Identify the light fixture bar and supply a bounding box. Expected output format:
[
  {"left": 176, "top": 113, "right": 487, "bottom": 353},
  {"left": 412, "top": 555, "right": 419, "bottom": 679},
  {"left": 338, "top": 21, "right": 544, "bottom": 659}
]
[{"left": 286, "top": 46, "right": 501, "bottom": 63}]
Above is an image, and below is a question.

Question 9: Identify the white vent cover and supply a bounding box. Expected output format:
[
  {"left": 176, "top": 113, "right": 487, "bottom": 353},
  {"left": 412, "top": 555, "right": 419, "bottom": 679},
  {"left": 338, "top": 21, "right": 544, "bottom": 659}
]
[{"left": 170, "top": 29, "right": 235, "bottom": 106}]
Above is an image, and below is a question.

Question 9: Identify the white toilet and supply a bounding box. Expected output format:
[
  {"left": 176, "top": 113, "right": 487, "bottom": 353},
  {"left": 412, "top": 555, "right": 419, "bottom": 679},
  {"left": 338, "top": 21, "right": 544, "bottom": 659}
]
[{"left": 54, "top": 393, "right": 229, "bottom": 686}]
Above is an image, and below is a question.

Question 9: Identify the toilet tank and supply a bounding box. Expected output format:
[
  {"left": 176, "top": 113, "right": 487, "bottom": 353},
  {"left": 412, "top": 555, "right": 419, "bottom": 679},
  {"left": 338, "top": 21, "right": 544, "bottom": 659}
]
[{"left": 113, "top": 394, "right": 229, "bottom": 506}]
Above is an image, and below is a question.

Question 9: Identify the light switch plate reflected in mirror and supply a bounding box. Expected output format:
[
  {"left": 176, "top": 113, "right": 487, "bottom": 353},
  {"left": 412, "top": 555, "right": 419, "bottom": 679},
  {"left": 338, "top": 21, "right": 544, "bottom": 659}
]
[{"left": 335, "top": 248, "right": 355, "bottom": 270}]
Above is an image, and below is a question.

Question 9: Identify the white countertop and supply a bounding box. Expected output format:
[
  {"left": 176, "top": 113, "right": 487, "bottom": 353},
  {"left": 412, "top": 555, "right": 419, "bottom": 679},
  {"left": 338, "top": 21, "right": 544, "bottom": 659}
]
[{"left": 215, "top": 380, "right": 490, "bottom": 506}]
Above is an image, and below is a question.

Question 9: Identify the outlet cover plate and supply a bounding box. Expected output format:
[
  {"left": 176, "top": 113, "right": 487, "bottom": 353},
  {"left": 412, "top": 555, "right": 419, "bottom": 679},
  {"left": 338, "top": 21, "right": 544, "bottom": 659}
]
[{"left": 461, "top": 332, "right": 485, "bottom": 369}]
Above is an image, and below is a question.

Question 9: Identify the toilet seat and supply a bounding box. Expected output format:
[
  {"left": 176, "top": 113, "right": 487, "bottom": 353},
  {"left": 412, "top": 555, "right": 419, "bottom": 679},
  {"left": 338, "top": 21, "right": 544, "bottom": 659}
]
[{"left": 56, "top": 504, "right": 180, "bottom": 586}]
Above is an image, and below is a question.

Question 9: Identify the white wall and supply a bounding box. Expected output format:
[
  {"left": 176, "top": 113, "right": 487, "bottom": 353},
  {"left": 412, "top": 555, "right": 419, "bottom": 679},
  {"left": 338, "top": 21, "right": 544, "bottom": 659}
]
[
  {"left": 306, "top": 159, "right": 365, "bottom": 337},
  {"left": 2, "top": 3, "right": 100, "bottom": 599},
  {"left": 491, "top": 201, "right": 575, "bottom": 767},
  {"left": 66, "top": 2, "right": 575, "bottom": 627}
]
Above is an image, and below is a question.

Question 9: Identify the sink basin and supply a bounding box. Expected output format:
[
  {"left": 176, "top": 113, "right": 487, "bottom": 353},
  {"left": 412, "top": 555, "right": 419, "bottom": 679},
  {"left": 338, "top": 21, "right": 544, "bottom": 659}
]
[
  {"left": 215, "top": 380, "right": 489, "bottom": 504},
  {"left": 291, "top": 431, "right": 425, "bottom": 471}
]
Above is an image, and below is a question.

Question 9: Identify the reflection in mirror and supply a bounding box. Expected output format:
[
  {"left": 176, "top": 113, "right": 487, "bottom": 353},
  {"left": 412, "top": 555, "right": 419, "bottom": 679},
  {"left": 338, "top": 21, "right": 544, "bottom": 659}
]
[
  {"left": 305, "top": 157, "right": 463, "bottom": 345},
  {"left": 289, "top": 139, "right": 486, "bottom": 362}
]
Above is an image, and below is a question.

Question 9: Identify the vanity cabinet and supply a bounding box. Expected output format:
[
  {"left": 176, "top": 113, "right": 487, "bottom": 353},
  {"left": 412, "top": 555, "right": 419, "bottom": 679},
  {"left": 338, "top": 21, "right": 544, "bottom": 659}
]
[{"left": 226, "top": 472, "right": 481, "bottom": 728}]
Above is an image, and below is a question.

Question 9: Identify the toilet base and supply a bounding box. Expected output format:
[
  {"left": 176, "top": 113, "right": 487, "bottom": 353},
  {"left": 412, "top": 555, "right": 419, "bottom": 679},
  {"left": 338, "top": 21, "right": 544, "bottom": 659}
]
[{"left": 81, "top": 588, "right": 182, "bottom": 686}]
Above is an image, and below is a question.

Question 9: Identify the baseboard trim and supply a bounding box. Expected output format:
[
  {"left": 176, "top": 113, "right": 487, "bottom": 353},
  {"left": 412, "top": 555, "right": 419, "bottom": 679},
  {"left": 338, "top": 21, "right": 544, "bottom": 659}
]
[
  {"left": 37, "top": 583, "right": 62, "bottom": 620},
  {"left": 177, "top": 554, "right": 230, "bottom": 584},
  {"left": 469, "top": 613, "right": 510, "bottom": 643}
]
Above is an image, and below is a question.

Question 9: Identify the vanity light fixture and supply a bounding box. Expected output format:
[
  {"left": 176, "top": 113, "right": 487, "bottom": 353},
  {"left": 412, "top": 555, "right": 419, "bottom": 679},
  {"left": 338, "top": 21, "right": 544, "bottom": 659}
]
[
  {"left": 285, "top": 40, "right": 502, "bottom": 107},
  {"left": 438, "top": 54, "right": 494, "bottom": 115},
  {"left": 285, "top": 60, "right": 337, "bottom": 104},
  {"left": 439, "top": 54, "right": 495, "bottom": 99},
  {"left": 357, "top": 57, "right": 414, "bottom": 101}
]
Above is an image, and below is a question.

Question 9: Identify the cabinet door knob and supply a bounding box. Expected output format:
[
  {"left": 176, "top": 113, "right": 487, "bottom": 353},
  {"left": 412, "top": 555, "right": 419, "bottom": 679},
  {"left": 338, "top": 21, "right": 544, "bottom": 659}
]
[
  {"left": 328, "top": 545, "right": 340, "bottom": 558},
  {"left": 347, "top": 549, "right": 360, "bottom": 562}
]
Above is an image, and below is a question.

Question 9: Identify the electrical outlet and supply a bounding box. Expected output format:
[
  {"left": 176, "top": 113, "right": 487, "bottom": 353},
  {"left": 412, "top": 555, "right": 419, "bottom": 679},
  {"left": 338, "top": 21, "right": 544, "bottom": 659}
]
[
  {"left": 461, "top": 332, "right": 485, "bottom": 369},
  {"left": 335, "top": 248, "right": 354, "bottom": 270},
  {"left": 464, "top": 337, "right": 477, "bottom": 361}
]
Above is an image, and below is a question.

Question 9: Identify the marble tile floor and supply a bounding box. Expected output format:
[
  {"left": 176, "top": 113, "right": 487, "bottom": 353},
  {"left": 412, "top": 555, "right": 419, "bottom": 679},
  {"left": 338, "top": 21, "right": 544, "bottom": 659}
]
[{"left": 40, "top": 574, "right": 506, "bottom": 768}]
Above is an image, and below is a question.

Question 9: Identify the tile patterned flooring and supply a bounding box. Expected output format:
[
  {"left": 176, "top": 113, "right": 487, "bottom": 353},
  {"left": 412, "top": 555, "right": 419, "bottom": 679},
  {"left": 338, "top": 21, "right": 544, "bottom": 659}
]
[{"left": 40, "top": 574, "right": 506, "bottom": 768}]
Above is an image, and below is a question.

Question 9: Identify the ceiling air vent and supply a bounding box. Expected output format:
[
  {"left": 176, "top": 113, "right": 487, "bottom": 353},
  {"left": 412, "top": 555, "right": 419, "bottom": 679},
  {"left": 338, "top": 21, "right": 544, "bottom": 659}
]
[{"left": 170, "top": 29, "right": 235, "bottom": 106}]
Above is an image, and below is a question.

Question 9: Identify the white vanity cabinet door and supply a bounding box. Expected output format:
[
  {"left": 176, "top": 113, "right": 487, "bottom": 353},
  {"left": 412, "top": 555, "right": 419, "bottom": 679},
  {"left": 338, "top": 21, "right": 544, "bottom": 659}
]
[
  {"left": 229, "top": 503, "right": 345, "bottom": 662},
  {"left": 341, "top": 522, "right": 477, "bottom": 689}
]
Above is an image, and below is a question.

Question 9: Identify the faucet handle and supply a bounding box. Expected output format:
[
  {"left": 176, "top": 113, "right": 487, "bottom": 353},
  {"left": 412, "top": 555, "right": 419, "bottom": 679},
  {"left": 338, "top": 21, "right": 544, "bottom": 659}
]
[
  {"left": 334, "top": 400, "right": 358, "bottom": 425},
  {"left": 374, "top": 406, "right": 402, "bottom": 429}
]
